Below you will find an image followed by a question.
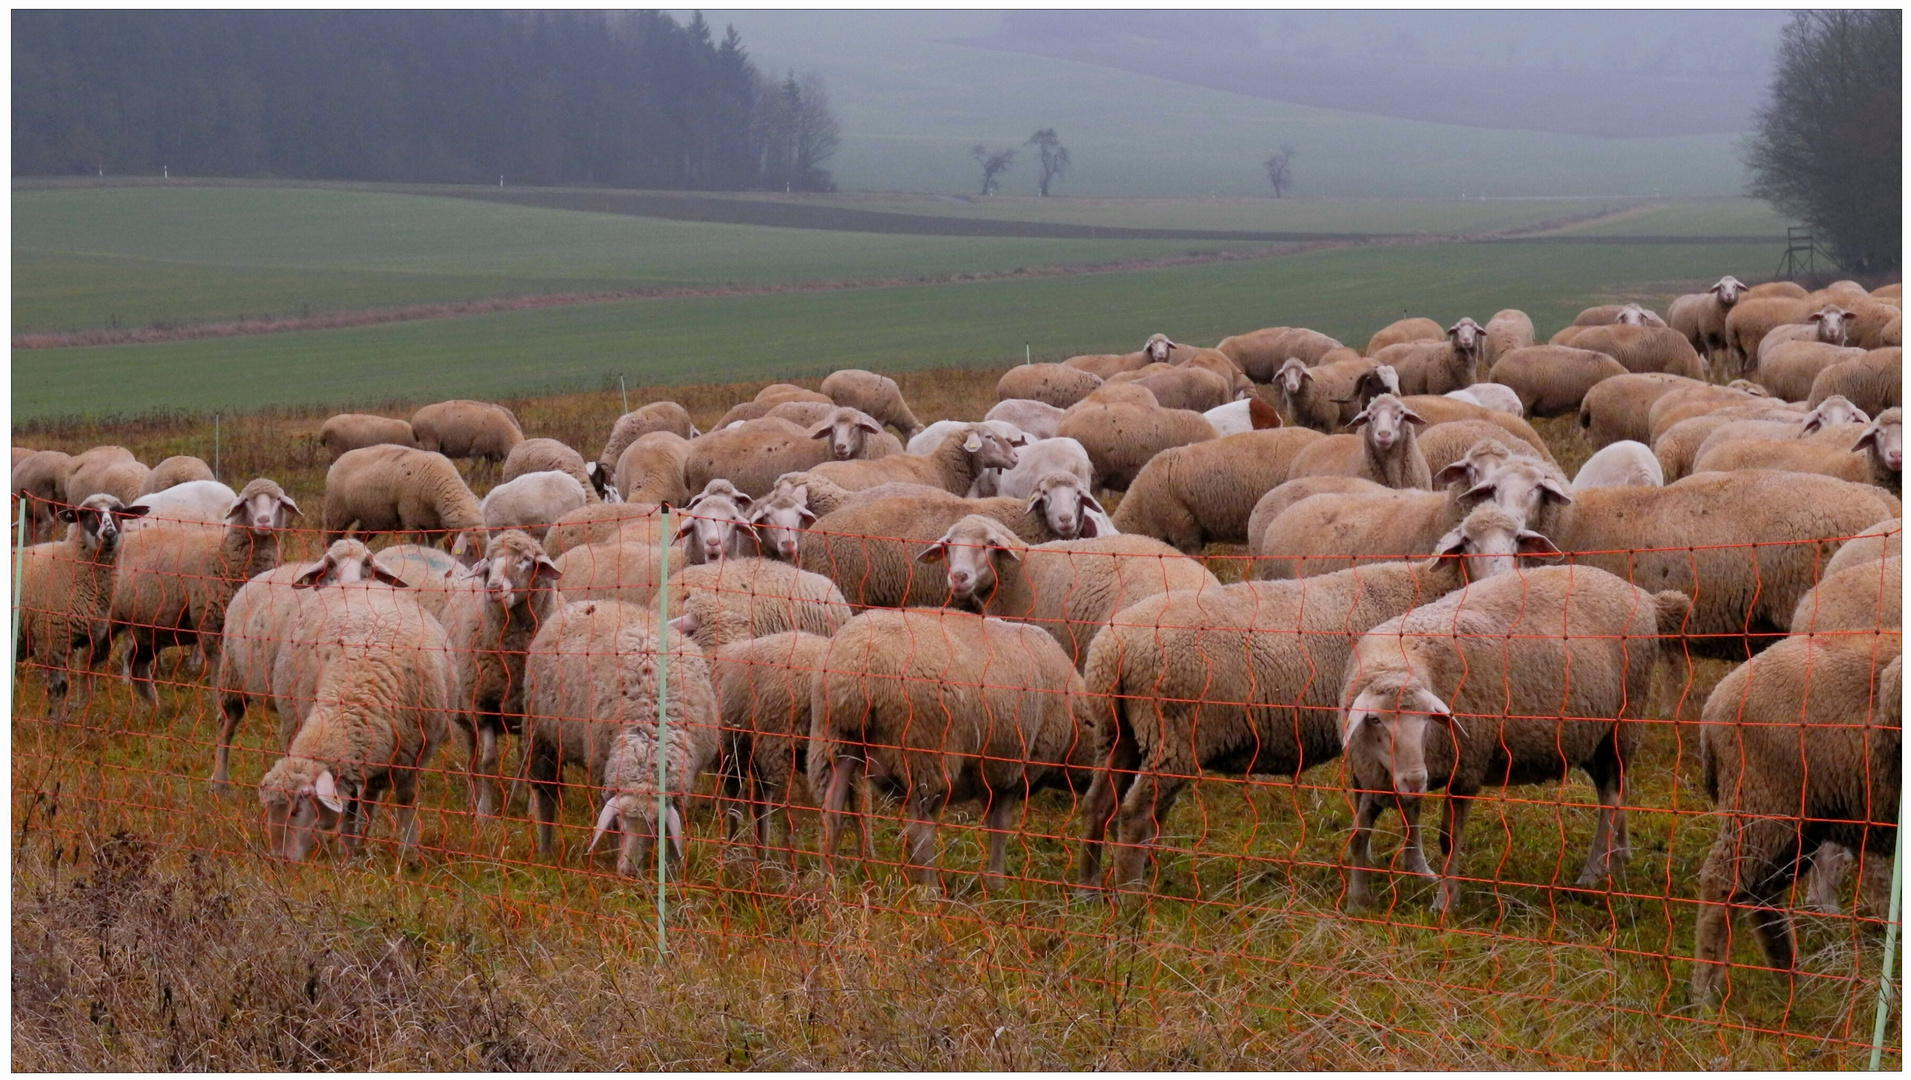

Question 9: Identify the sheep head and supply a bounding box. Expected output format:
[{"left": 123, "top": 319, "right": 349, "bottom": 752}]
[
  {"left": 1710, "top": 276, "right": 1748, "bottom": 307},
  {"left": 1427, "top": 503, "right": 1563, "bottom": 582},
  {"left": 676, "top": 480, "right": 756, "bottom": 564},
  {"left": 468, "top": 529, "right": 561, "bottom": 611},
  {"left": 1341, "top": 679, "right": 1462, "bottom": 798},
  {"left": 591, "top": 790, "right": 684, "bottom": 878},
  {"left": 227, "top": 478, "right": 301, "bottom": 538},
  {"left": 1447, "top": 317, "right": 1486, "bottom": 360},
  {"left": 1023, "top": 471, "right": 1104, "bottom": 540},
  {"left": 918, "top": 514, "right": 1025, "bottom": 606},
  {"left": 258, "top": 758, "right": 344, "bottom": 863},
  {"left": 809, "top": 407, "right": 886, "bottom": 462},
  {"left": 1350, "top": 393, "right": 1424, "bottom": 452},
  {"left": 1274, "top": 358, "right": 1311, "bottom": 399},
  {"left": 749, "top": 482, "right": 818, "bottom": 561},
  {"left": 1854, "top": 408, "right": 1903, "bottom": 478},
  {"left": 1143, "top": 333, "right": 1174, "bottom": 364},
  {"left": 58, "top": 493, "right": 147, "bottom": 558},
  {"left": 1807, "top": 306, "right": 1851, "bottom": 346},
  {"left": 956, "top": 425, "right": 1021, "bottom": 473},
  {"left": 1614, "top": 304, "right": 1652, "bottom": 326},
  {"left": 1801, "top": 395, "right": 1869, "bottom": 434},
  {"left": 293, "top": 539, "right": 409, "bottom": 590}
]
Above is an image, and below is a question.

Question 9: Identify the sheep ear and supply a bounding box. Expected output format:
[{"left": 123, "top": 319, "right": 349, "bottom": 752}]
[
  {"left": 54, "top": 505, "right": 79, "bottom": 524},
  {"left": 1021, "top": 490, "right": 1048, "bottom": 517},
  {"left": 461, "top": 558, "right": 491, "bottom": 581},
  {"left": 798, "top": 506, "right": 818, "bottom": 525},
  {"left": 371, "top": 565, "right": 411, "bottom": 588},
  {"left": 1076, "top": 512, "right": 1101, "bottom": 539},
  {"left": 225, "top": 497, "right": 249, "bottom": 522},
  {"left": 673, "top": 516, "right": 697, "bottom": 541},
  {"left": 1400, "top": 406, "right": 1427, "bottom": 427},
  {"left": 1853, "top": 425, "right": 1881, "bottom": 453},
  {"left": 1348, "top": 406, "right": 1373, "bottom": 430},
  {"left": 588, "top": 800, "right": 621, "bottom": 853},
  {"left": 292, "top": 558, "right": 335, "bottom": 589},
  {"left": 1430, "top": 524, "right": 1469, "bottom": 562},
  {"left": 665, "top": 805, "right": 684, "bottom": 861},
  {"left": 451, "top": 531, "right": 474, "bottom": 557},
  {"left": 113, "top": 504, "right": 152, "bottom": 520},
  {"left": 858, "top": 419, "right": 884, "bottom": 436},
  {"left": 1516, "top": 530, "right": 1564, "bottom": 562},
  {"left": 314, "top": 770, "right": 344, "bottom": 813},
  {"left": 1537, "top": 477, "right": 1575, "bottom": 506},
  {"left": 808, "top": 422, "right": 831, "bottom": 439},
  {"left": 915, "top": 540, "right": 948, "bottom": 564},
  {"left": 667, "top": 611, "right": 696, "bottom": 636},
  {"left": 1433, "top": 461, "right": 1475, "bottom": 487},
  {"left": 1802, "top": 412, "right": 1826, "bottom": 435},
  {"left": 278, "top": 494, "right": 303, "bottom": 518},
  {"left": 533, "top": 554, "right": 563, "bottom": 583},
  {"left": 1081, "top": 492, "right": 1107, "bottom": 516},
  {"left": 962, "top": 432, "right": 983, "bottom": 453}
]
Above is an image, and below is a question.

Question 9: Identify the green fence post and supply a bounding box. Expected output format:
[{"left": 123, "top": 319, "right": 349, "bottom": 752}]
[
  {"left": 1869, "top": 819, "right": 1904, "bottom": 1069},
  {"left": 621, "top": 375, "right": 629, "bottom": 416},
  {"left": 12, "top": 496, "right": 29, "bottom": 666},
  {"left": 655, "top": 505, "right": 670, "bottom": 957}
]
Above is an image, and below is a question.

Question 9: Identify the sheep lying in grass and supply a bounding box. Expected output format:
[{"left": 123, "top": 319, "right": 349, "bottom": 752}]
[
  {"left": 16, "top": 494, "right": 148, "bottom": 718},
  {"left": 1339, "top": 565, "right": 1690, "bottom": 912}
]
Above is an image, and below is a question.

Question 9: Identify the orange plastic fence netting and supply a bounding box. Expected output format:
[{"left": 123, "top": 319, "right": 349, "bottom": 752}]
[{"left": 10, "top": 496, "right": 1902, "bottom": 1068}]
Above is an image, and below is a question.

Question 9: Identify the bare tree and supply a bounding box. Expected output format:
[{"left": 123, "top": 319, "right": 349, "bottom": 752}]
[
  {"left": 971, "top": 144, "right": 1016, "bottom": 196},
  {"left": 1025, "top": 128, "right": 1070, "bottom": 197},
  {"left": 1264, "top": 143, "right": 1296, "bottom": 198}
]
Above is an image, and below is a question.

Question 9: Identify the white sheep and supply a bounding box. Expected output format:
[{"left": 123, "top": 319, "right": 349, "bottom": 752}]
[
  {"left": 15, "top": 494, "right": 149, "bottom": 718},
  {"left": 1571, "top": 440, "right": 1664, "bottom": 490},
  {"left": 1284, "top": 393, "right": 1431, "bottom": 489},
  {"left": 806, "top": 424, "right": 1021, "bottom": 496},
  {"left": 481, "top": 470, "right": 588, "bottom": 541},
  {"left": 1201, "top": 396, "right": 1284, "bottom": 436},
  {"left": 994, "top": 436, "right": 1094, "bottom": 501},
  {"left": 906, "top": 419, "right": 1028, "bottom": 496},
  {"left": 664, "top": 556, "right": 851, "bottom": 652},
  {"left": 126, "top": 479, "right": 238, "bottom": 532},
  {"left": 1443, "top": 382, "right": 1524, "bottom": 415},
  {"left": 984, "top": 398, "right": 1066, "bottom": 440},
  {"left": 674, "top": 479, "right": 761, "bottom": 564}
]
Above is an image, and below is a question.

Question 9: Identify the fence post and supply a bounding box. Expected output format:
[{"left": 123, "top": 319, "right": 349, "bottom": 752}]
[
  {"left": 1869, "top": 818, "right": 1904, "bottom": 1069},
  {"left": 11, "top": 496, "right": 28, "bottom": 665},
  {"left": 655, "top": 505, "right": 670, "bottom": 957},
  {"left": 213, "top": 414, "right": 220, "bottom": 481},
  {"left": 620, "top": 375, "right": 629, "bottom": 415}
]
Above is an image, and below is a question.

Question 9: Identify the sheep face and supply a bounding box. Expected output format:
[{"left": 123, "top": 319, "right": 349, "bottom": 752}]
[
  {"left": 1447, "top": 317, "right": 1486, "bottom": 359},
  {"left": 583, "top": 461, "right": 621, "bottom": 503},
  {"left": 1711, "top": 276, "right": 1748, "bottom": 307},
  {"left": 1342, "top": 682, "right": 1461, "bottom": 798},
  {"left": 1351, "top": 394, "right": 1424, "bottom": 452},
  {"left": 1274, "top": 358, "right": 1310, "bottom": 399},
  {"left": 226, "top": 481, "right": 300, "bottom": 538},
  {"left": 1460, "top": 459, "right": 1573, "bottom": 528},
  {"left": 591, "top": 793, "right": 684, "bottom": 878},
  {"left": 918, "top": 515, "right": 1023, "bottom": 605},
  {"left": 1428, "top": 504, "right": 1563, "bottom": 582},
  {"left": 469, "top": 531, "right": 561, "bottom": 611},
  {"left": 1808, "top": 306, "right": 1851, "bottom": 345},
  {"left": 1802, "top": 395, "right": 1869, "bottom": 433},
  {"left": 1615, "top": 304, "right": 1651, "bottom": 326},
  {"left": 1024, "top": 472, "right": 1104, "bottom": 540},
  {"left": 259, "top": 764, "right": 344, "bottom": 862},
  {"left": 1144, "top": 334, "right": 1173, "bottom": 364},
  {"left": 676, "top": 485, "right": 755, "bottom": 564},
  {"left": 293, "top": 539, "right": 409, "bottom": 589},
  {"left": 749, "top": 486, "right": 816, "bottom": 561},
  {"left": 1855, "top": 409, "right": 1903, "bottom": 477},
  {"left": 961, "top": 426, "right": 1022, "bottom": 473},
  {"left": 57, "top": 494, "right": 147, "bottom": 558},
  {"left": 809, "top": 408, "right": 885, "bottom": 462}
]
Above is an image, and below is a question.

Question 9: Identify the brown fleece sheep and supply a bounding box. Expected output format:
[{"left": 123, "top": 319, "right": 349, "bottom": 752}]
[
  {"left": 1369, "top": 318, "right": 1487, "bottom": 396},
  {"left": 410, "top": 399, "right": 523, "bottom": 462},
  {"left": 1564, "top": 324, "right": 1707, "bottom": 380},
  {"left": 321, "top": 444, "right": 485, "bottom": 556},
  {"left": 1724, "top": 297, "right": 1814, "bottom": 374},
  {"left": 503, "top": 437, "right": 607, "bottom": 502},
  {"left": 1576, "top": 373, "right": 1703, "bottom": 449},
  {"left": 1055, "top": 401, "right": 1217, "bottom": 491},
  {"left": 710, "top": 631, "right": 832, "bottom": 863},
  {"left": 1365, "top": 316, "right": 1444, "bottom": 356},
  {"left": 1284, "top": 394, "right": 1431, "bottom": 490},
  {"left": 1788, "top": 556, "right": 1900, "bottom": 637},
  {"left": 1215, "top": 326, "right": 1346, "bottom": 382},
  {"left": 1487, "top": 345, "right": 1629, "bottom": 418},
  {"left": 1107, "top": 427, "right": 1327, "bottom": 553},
  {"left": 1396, "top": 396, "right": 1555, "bottom": 461},
  {"left": 1646, "top": 382, "right": 1775, "bottom": 443},
  {"left": 139, "top": 456, "right": 216, "bottom": 496},
  {"left": 1666, "top": 275, "right": 1750, "bottom": 365},
  {"left": 16, "top": 495, "right": 149, "bottom": 717},
  {"left": 681, "top": 418, "right": 836, "bottom": 499},
  {"left": 1758, "top": 341, "right": 1866, "bottom": 402},
  {"left": 821, "top": 368, "right": 924, "bottom": 438},
  {"left": 598, "top": 401, "right": 699, "bottom": 467},
  {"left": 613, "top": 431, "right": 691, "bottom": 508},
  {"left": 64, "top": 445, "right": 150, "bottom": 506},
  {"left": 1480, "top": 308, "right": 1537, "bottom": 368},
  {"left": 12, "top": 449, "right": 75, "bottom": 544},
  {"left": 715, "top": 386, "right": 833, "bottom": 428},
  {"left": 319, "top": 413, "right": 417, "bottom": 461},
  {"left": 996, "top": 363, "right": 1104, "bottom": 408},
  {"left": 1105, "top": 363, "right": 1238, "bottom": 412},
  {"left": 1809, "top": 348, "right": 1902, "bottom": 417}
]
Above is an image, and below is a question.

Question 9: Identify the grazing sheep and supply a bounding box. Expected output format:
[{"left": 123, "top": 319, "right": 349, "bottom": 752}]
[
  {"left": 1340, "top": 565, "right": 1688, "bottom": 911},
  {"left": 985, "top": 398, "right": 1066, "bottom": 441},
  {"left": 715, "top": 385, "right": 833, "bottom": 428},
  {"left": 256, "top": 601, "right": 452, "bottom": 863},
  {"left": 821, "top": 368, "right": 924, "bottom": 438},
  {"left": 809, "top": 607, "right": 1086, "bottom": 891},
  {"left": 806, "top": 424, "right": 1020, "bottom": 496},
  {"left": 503, "top": 438, "right": 610, "bottom": 503},
  {"left": 551, "top": 538, "right": 682, "bottom": 607},
  {"left": 1202, "top": 396, "right": 1284, "bottom": 436},
  {"left": 587, "top": 627, "right": 723, "bottom": 879},
  {"left": 409, "top": 399, "right": 523, "bottom": 462},
  {"left": 1216, "top": 326, "right": 1346, "bottom": 380},
  {"left": 1285, "top": 395, "right": 1431, "bottom": 490},
  {"left": 322, "top": 444, "right": 484, "bottom": 558},
  {"left": 482, "top": 470, "right": 589, "bottom": 541},
  {"left": 1576, "top": 373, "right": 1704, "bottom": 449},
  {"left": 1654, "top": 404, "right": 1803, "bottom": 483},
  {"left": 1365, "top": 316, "right": 1444, "bottom": 356},
  {"left": 1755, "top": 305, "right": 1851, "bottom": 367},
  {"left": 1480, "top": 309, "right": 1537, "bottom": 368},
  {"left": 319, "top": 413, "right": 416, "bottom": 461},
  {"left": 1056, "top": 401, "right": 1217, "bottom": 491},
  {"left": 598, "top": 401, "right": 699, "bottom": 468},
  {"left": 1077, "top": 504, "right": 1555, "bottom": 891},
  {"left": 708, "top": 631, "right": 830, "bottom": 863},
  {"left": 922, "top": 513, "right": 1218, "bottom": 668},
  {"left": 1724, "top": 297, "right": 1814, "bottom": 374},
  {"left": 995, "top": 436, "right": 1095, "bottom": 501},
  {"left": 64, "top": 445, "right": 150, "bottom": 506},
  {"left": 674, "top": 479, "right": 762, "bottom": 565},
  {"left": 1824, "top": 517, "right": 1901, "bottom": 579},
  {"left": 1572, "top": 441, "right": 1663, "bottom": 490},
  {"left": 1788, "top": 556, "right": 1900, "bottom": 637},
  {"left": 138, "top": 455, "right": 215, "bottom": 496},
  {"left": 439, "top": 530, "right": 565, "bottom": 817},
  {"left": 110, "top": 478, "right": 301, "bottom": 706},
  {"left": 1105, "top": 363, "right": 1240, "bottom": 412},
  {"left": 1370, "top": 318, "right": 1486, "bottom": 396},
  {"left": 996, "top": 363, "right": 1104, "bottom": 408},
  {"left": 126, "top": 479, "right": 239, "bottom": 532},
  {"left": 1808, "top": 347, "right": 1902, "bottom": 417},
  {"left": 543, "top": 501, "right": 666, "bottom": 560},
  {"left": 1110, "top": 428, "right": 1327, "bottom": 552},
  {"left": 1666, "top": 276, "right": 1750, "bottom": 364},
  {"left": 15, "top": 495, "right": 149, "bottom": 718},
  {"left": 1757, "top": 342, "right": 1866, "bottom": 401},
  {"left": 1693, "top": 437, "right": 1876, "bottom": 488},
  {"left": 1562, "top": 324, "right": 1706, "bottom": 380},
  {"left": 1691, "top": 636, "right": 1899, "bottom": 1002},
  {"left": 1272, "top": 355, "right": 1379, "bottom": 432},
  {"left": 12, "top": 449, "right": 75, "bottom": 544},
  {"left": 1487, "top": 345, "right": 1630, "bottom": 418},
  {"left": 666, "top": 557, "right": 851, "bottom": 651}
]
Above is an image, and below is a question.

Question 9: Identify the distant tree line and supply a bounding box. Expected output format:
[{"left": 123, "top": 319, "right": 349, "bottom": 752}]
[{"left": 12, "top": 10, "right": 841, "bottom": 191}]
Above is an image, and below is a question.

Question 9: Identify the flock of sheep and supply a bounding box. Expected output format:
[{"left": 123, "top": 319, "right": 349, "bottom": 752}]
[{"left": 10, "top": 273, "right": 1902, "bottom": 1005}]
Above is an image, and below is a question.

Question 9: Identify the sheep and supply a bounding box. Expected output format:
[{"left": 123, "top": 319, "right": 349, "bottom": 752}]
[
  {"left": 1808, "top": 347, "right": 1901, "bottom": 417},
  {"left": 1255, "top": 453, "right": 1574, "bottom": 581},
  {"left": 109, "top": 478, "right": 301, "bottom": 706},
  {"left": 1370, "top": 318, "right": 1486, "bottom": 396},
  {"left": 995, "top": 436, "right": 1095, "bottom": 501},
  {"left": 1487, "top": 345, "right": 1629, "bottom": 418},
  {"left": 256, "top": 601, "right": 452, "bottom": 863},
  {"left": 503, "top": 438, "right": 610, "bottom": 503},
  {"left": 797, "top": 485, "right": 1081, "bottom": 610},
  {"left": 322, "top": 444, "right": 484, "bottom": 559},
  {"left": 1846, "top": 300, "right": 1901, "bottom": 349},
  {"left": 1854, "top": 407, "right": 1904, "bottom": 493},
  {"left": 1569, "top": 301, "right": 1666, "bottom": 329},
  {"left": 1547, "top": 470, "right": 1900, "bottom": 655},
  {"left": 1109, "top": 428, "right": 1327, "bottom": 552},
  {"left": 996, "top": 363, "right": 1104, "bottom": 408},
  {"left": 809, "top": 607, "right": 1085, "bottom": 891},
  {"left": 1412, "top": 420, "right": 1541, "bottom": 483},
  {"left": 1365, "top": 316, "right": 1444, "bottom": 356},
  {"left": 12, "top": 449, "right": 74, "bottom": 544},
  {"left": 1245, "top": 476, "right": 1390, "bottom": 560},
  {"left": 805, "top": 424, "right": 1020, "bottom": 496},
  {"left": 1104, "top": 363, "right": 1241, "bottom": 412},
  {"left": 1444, "top": 382, "right": 1524, "bottom": 415},
  {"left": 1077, "top": 503, "right": 1560, "bottom": 891},
  {"left": 715, "top": 385, "right": 832, "bottom": 428},
  {"left": 210, "top": 539, "right": 418, "bottom": 788},
  {"left": 138, "top": 455, "right": 215, "bottom": 495},
  {"left": 1063, "top": 349, "right": 1153, "bottom": 381},
  {"left": 1216, "top": 326, "right": 1346, "bottom": 381},
  {"left": 920, "top": 514, "right": 1218, "bottom": 668},
  {"left": 1480, "top": 309, "right": 1537, "bottom": 368},
  {"left": 1755, "top": 305, "right": 1851, "bottom": 367},
  {"left": 1272, "top": 355, "right": 1380, "bottom": 431},
  {"left": 15, "top": 494, "right": 149, "bottom": 718},
  {"left": 65, "top": 445, "right": 150, "bottom": 506},
  {"left": 665, "top": 556, "right": 851, "bottom": 652},
  {"left": 985, "top": 398, "right": 1066, "bottom": 440},
  {"left": 518, "top": 598, "right": 663, "bottom": 856},
  {"left": 587, "top": 624, "right": 723, "bottom": 879},
  {"left": 1691, "top": 636, "right": 1899, "bottom": 1002},
  {"left": 409, "top": 399, "right": 523, "bottom": 462},
  {"left": 126, "top": 479, "right": 239, "bottom": 532},
  {"left": 1576, "top": 373, "right": 1704, "bottom": 449},
  {"left": 438, "top": 529, "right": 565, "bottom": 817},
  {"left": 1648, "top": 382, "right": 1781, "bottom": 444},
  {"left": 597, "top": 401, "right": 699, "bottom": 468},
  {"left": 1692, "top": 437, "right": 1877, "bottom": 489},
  {"left": 907, "top": 419, "right": 1026, "bottom": 495},
  {"left": 1724, "top": 297, "right": 1814, "bottom": 374},
  {"left": 481, "top": 470, "right": 588, "bottom": 541},
  {"left": 673, "top": 479, "right": 763, "bottom": 565},
  {"left": 681, "top": 417, "right": 845, "bottom": 499},
  {"left": 1285, "top": 394, "right": 1431, "bottom": 490},
  {"left": 1055, "top": 400, "right": 1217, "bottom": 491},
  {"left": 1396, "top": 395, "right": 1555, "bottom": 461},
  {"left": 1202, "top": 396, "right": 1284, "bottom": 436},
  {"left": 1757, "top": 341, "right": 1866, "bottom": 401},
  {"left": 543, "top": 501, "right": 666, "bottom": 560},
  {"left": 1560, "top": 324, "right": 1706, "bottom": 380},
  {"left": 1572, "top": 441, "right": 1663, "bottom": 490},
  {"left": 1747, "top": 281, "right": 1810, "bottom": 300},
  {"left": 820, "top": 368, "right": 923, "bottom": 438},
  {"left": 709, "top": 631, "right": 830, "bottom": 863},
  {"left": 1340, "top": 566, "right": 1689, "bottom": 911},
  {"left": 1824, "top": 517, "right": 1902, "bottom": 579},
  {"left": 1666, "top": 275, "right": 1750, "bottom": 364},
  {"left": 1654, "top": 404, "right": 1804, "bottom": 482},
  {"left": 1070, "top": 380, "right": 1160, "bottom": 411},
  {"left": 551, "top": 538, "right": 682, "bottom": 607},
  {"left": 1788, "top": 556, "right": 1900, "bottom": 637},
  {"left": 606, "top": 431, "right": 688, "bottom": 509},
  {"left": 370, "top": 543, "right": 464, "bottom": 623},
  {"left": 319, "top": 413, "right": 417, "bottom": 461}
]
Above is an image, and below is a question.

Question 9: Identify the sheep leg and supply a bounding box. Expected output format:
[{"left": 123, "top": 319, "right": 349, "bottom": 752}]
[
  {"left": 123, "top": 635, "right": 159, "bottom": 708},
  {"left": 1074, "top": 728, "right": 1141, "bottom": 894},
  {"left": 391, "top": 771, "right": 421, "bottom": 865},
  {"left": 209, "top": 692, "right": 247, "bottom": 788},
  {"left": 1430, "top": 794, "right": 1473, "bottom": 915},
  {"left": 472, "top": 723, "right": 502, "bottom": 819},
  {"left": 901, "top": 789, "right": 947, "bottom": 894},
  {"left": 1803, "top": 841, "right": 1853, "bottom": 915},
  {"left": 1691, "top": 815, "right": 1802, "bottom": 1003},
  {"left": 529, "top": 742, "right": 562, "bottom": 857},
  {"left": 1398, "top": 796, "right": 1437, "bottom": 879},
  {"left": 1574, "top": 749, "right": 1628, "bottom": 888},
  {"left": 817, "top": 754, "right": 863, "bottom": 879},
  {"left": 1111, "top": 768, "right": 1187, "bottom": 891},
  {"left": 1345, "top": 790, "right": 1386, "bottom": 910},
  {"left": 981, "top": 791, "right": 1021, "bottom": 892}
]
